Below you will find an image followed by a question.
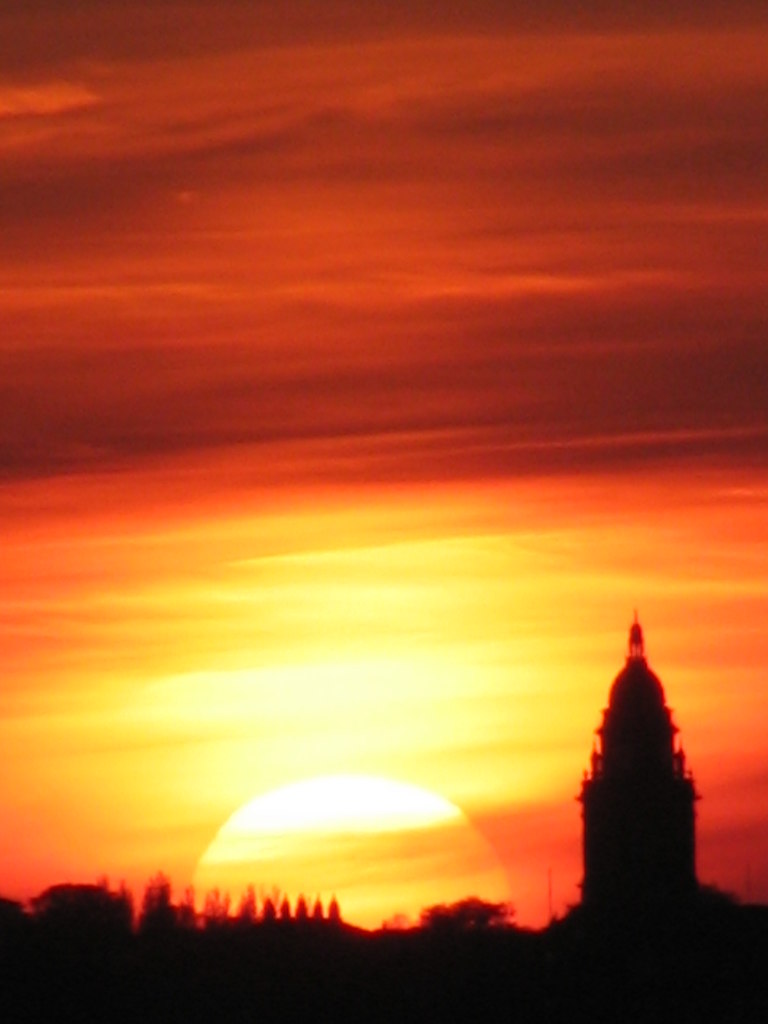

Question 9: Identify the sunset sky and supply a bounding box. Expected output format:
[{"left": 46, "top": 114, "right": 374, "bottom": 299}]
[{"left": 2, "top": 2, "right": 767, "bottom": 927}]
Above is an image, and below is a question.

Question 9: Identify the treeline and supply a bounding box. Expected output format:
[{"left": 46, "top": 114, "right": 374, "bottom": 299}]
[
  {"left": 0, "top": 882, "right": 521, "bottom": 1024},
  {"left": 0, "top": 875, "right": 342, "bottom": 936},
  {"left": 1, "top": 878, "right": 516, "bottom": 938}
]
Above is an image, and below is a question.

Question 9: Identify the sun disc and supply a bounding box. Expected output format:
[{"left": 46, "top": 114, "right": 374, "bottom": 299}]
[{"left": 193, "top": 775, "right": 510, "bottom": 929}]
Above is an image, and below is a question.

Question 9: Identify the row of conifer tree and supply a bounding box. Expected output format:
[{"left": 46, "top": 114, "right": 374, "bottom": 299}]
[{"left": 0, "top": 875, "right": 341, "bottom": 935}]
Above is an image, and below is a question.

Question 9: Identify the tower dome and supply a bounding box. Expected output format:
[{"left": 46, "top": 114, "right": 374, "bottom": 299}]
[
  {"left": 600, "top": 618, "right": 676, "bottom": 777},
  {"left": 606, "top": 657, "right": 667, "bottom": 729}
]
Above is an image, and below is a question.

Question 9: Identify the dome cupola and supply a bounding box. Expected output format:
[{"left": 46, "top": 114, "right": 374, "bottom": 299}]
[{"left": 599, "top": 615, "right": 676, "bottom": 777}]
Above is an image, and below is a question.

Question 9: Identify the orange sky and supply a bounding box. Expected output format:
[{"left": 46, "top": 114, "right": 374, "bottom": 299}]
[{"left": 1, "top": 2, "right": 767, "bottom": 927}]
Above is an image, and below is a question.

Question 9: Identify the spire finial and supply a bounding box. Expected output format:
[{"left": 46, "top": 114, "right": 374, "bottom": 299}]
[{"left": 628, "top": 612, "right": 644, "bottom": 659}]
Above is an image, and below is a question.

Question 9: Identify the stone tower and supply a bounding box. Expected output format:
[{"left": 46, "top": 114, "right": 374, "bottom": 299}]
[{"left": 579, "top": 617, "right": 698, "bottom": 909}]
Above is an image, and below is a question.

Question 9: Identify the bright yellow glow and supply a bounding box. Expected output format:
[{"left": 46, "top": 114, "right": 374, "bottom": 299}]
[
  {"left": 200, "top": 775, "right": 462, "bottom": 838},
  {"left": 3, "top": 469, "right": 768, "bottom": 924},
  {"left": 193, "top": 775, "right": 510, "bottom": 929}
]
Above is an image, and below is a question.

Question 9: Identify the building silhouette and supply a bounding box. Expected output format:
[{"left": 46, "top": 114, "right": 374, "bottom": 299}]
[{"left": 579, "top": 617, "right": 698, "bottom": 909}]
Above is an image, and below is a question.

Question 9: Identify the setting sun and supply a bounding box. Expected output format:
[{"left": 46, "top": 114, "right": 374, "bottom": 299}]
[{"left": 193, "top": 775, "right": 511, "bottom": 928}]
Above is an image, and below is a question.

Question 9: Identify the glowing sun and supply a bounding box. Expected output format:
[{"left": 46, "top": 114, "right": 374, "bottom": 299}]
[{"left": 193, "top": 775, "right": 510, "bottom": 929}]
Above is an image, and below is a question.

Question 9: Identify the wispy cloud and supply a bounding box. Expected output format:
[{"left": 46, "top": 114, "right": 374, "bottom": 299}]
[{"left": 0, "top": 82, "right": 99, "bottom": 119}]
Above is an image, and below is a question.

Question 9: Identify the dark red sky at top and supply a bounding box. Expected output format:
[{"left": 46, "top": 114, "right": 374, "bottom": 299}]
[{"left": 2, "top": 1, "right": 767, "bottom": 489}]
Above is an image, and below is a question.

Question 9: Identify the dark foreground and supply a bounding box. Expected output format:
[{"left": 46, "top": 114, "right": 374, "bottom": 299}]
[{"left": 1, "top": 900, "right": 767, "bottom": 1023}]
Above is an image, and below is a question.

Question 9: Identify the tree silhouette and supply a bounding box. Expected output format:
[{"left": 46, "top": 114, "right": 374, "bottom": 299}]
[
  {"left": 30, "top": 881, "right": 133, "bottom": 938},
  {"left": 138, "top": 872, "right": 175, "bottom": 933},
  {"left": 237, "top": 884, "right": 257, "bottom": 924},
  {"left": 420, "top": 897, "right": 514, "bottom": 931},
  {"left": 328, "top": 896, "right": 341, "bottom": 924},
  {"left": 177, "top": 886, "right": 197, "bottom": 929},
  {"left": 203, "top": 888, "right": 231, "bottom": 928}
]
